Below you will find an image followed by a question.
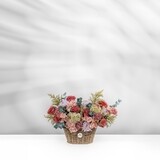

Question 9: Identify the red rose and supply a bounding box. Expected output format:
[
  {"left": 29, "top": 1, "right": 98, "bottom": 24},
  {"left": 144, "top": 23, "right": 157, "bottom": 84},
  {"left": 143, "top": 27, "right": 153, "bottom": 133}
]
[
  {"left": 75, "top": 122, "right": 83, "bottom": 130},
  {"left": 99, "top": 118, "right": 107, "bottom": 127},
  {"left": 98, "top": 100, "right": 108, "bottom": 107},
  {"left": 47, "top": 106, "right": 56, "bottom": 115},
  {"left": 83, "top": 108, "right": 90, "bottom": 117},
  {"left": 94, "top": 113, "right": 102, "bottom": 121},
  {"left": 70, "top": 106, "right": 80, "bottom": 113},
  {"left": 110, "top": 108, "right": 117, "bottom": 115},
  {"left": 66, "top": 96, "right": 76, "bottom": 102},
  {"left": 53, "top": 116, "right": 61, "bottom": 123}
]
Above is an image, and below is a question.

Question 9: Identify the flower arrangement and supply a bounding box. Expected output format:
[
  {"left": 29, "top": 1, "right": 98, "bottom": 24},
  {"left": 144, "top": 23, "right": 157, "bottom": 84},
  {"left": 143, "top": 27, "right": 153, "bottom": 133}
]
[{"left": 45, "top": 90, "right": 121, "bottom": 144}]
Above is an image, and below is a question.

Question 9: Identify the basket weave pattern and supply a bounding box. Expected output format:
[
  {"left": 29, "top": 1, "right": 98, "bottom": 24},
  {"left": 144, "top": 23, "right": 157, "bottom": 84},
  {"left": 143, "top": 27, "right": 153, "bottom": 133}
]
[{"left": 64, "top": 128, "right": 96, "bottom": 144}]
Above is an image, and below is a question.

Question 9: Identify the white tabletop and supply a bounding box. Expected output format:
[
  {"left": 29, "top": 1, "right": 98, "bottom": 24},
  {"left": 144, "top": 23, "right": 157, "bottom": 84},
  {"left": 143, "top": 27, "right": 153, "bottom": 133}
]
[{"left": 0, "top": 135, "right": 160, "bottom": 160}]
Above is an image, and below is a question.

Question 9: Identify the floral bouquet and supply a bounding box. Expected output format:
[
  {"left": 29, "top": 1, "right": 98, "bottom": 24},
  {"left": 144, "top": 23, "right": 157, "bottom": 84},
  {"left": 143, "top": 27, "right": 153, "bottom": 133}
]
[{"left": 45, "top": 90, "right": 121, "bottom": 144}]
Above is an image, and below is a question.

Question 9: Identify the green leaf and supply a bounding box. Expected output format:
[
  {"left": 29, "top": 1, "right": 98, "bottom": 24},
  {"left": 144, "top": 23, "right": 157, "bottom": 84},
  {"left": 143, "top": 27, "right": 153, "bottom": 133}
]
[
  {"left": 54, "top": 124, "right": 58, "bottom": 129},
  {"left": 54, "top": 122, "right": 65, "bottom": 129},
  {"left": 89, "top": 111, "right": 94, "bottom": 116},
  {"left": 86, "top": 103, "right": 92, "bottom": 108},
  {"left": 48, "top": 94, "right": 61, "bottom": 105},
  {"left": 61, "top": 92, "right": 67, "bottom": 99},
  {"left": 58, "top": 106, "right": 66, "bottom": 113},
  {"left": 111, "top": 99, "right": 122, "bottom": 107},
  {"left": 77, "top": 97, "right": 82, "bottom": 106}
]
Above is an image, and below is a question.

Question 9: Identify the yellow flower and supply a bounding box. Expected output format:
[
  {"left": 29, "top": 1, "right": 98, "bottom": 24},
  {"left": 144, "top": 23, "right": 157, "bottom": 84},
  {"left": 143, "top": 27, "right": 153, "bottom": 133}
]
[
  {"left": 68, "top": 113, "right": 81, "bottom": 123},
  {"left": 90, "top": 105, "right": 101, "bottom": 113}
]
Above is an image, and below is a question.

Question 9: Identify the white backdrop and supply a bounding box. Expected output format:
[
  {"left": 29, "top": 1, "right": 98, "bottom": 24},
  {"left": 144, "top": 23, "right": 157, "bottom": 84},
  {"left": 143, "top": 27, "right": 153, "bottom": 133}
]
[{"left": 0, "top": 0, "right": 160, "bottom": 134}]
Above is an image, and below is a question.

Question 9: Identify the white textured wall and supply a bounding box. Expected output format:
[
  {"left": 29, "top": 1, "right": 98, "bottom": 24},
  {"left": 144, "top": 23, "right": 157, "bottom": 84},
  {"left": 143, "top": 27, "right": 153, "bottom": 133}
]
[{"left": 0, "top": 0, "right": 160, "bottom": 134}]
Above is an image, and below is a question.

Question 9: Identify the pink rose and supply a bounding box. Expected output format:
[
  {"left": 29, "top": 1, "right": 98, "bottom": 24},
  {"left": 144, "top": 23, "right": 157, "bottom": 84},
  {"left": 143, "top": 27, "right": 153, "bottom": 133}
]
[
  {"left": 83, "top": 116, "right": 93, "bottom": 123},
  {"left": 60, "top": 113, "right": 67, "bottom": 119},
  {"left": 94, "top": 113, "right": 102, "bottom": 121},
  {"left": 66, "top": 121, "right": 78, "bottom": 133},
  {"left": 68, "top": 100, "right": 76, "bottom": 106},
  {"left": 66, "top": 121, "right": 74, "bottom": 128},
  {"left": 69, "top": 126, "right": 78, "bottom": 133},
  {"left": 110, "top": 108, "right": 117, "bottom": 115},
  {"left": 66, "top": 105, "right": 72, "bottom": 112},
  {"left": 90, "top": 122, "right": 97, "bottom": 129}
]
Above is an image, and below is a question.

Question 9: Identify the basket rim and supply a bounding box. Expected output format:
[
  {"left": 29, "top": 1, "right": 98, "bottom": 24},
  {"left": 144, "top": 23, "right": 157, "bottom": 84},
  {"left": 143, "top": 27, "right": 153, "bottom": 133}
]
[{"left": 63, "top": 127, "right": 96, "bottom": 135}]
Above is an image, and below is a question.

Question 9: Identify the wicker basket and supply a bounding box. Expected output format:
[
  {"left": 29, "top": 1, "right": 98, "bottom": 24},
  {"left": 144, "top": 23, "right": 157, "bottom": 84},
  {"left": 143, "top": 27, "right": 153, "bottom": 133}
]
[{"left": 64, "top": 128, "right": 96, "bottom": 144}]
